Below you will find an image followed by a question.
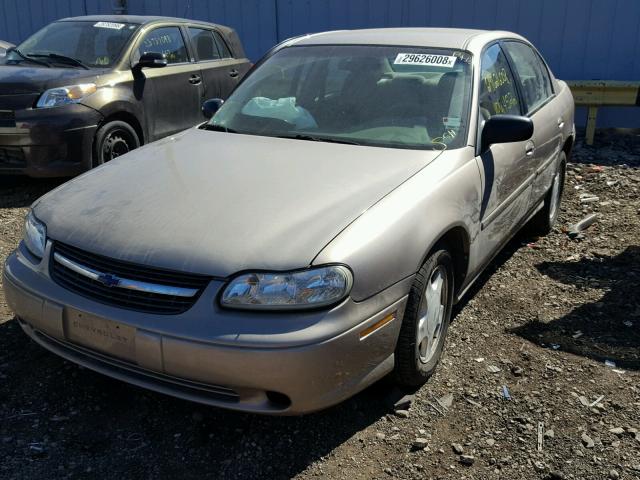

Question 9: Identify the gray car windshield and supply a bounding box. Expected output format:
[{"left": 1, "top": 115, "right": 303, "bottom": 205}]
[
  {"left": 7, "top": 21, "right": 139, "bottom": 68},
  {"left": 209, "top": 45, "right": 472, "bottom": 150}
]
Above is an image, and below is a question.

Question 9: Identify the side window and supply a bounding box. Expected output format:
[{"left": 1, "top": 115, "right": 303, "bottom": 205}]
[
  {"left": 479, "top": 44, "right": 521, "bottom": 121},
  {"left": 212, "top": 31, "right": 233, "bottom": 59},
  {"left": 188, "top": 28, "right": 221, "bottom": 61},
  {"left": 136, "top": 26, "right": 187, "bottom": 64},
  {"left": 503, "top": 42, "right": 553, "bottom": 113}
]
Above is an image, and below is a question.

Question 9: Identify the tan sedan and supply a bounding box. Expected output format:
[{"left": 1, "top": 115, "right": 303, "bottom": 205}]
[{"left": 4, "top": 28, "right": 574, "bottom": 414}]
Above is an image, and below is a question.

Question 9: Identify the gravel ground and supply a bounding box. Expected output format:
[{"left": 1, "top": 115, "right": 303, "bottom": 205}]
[{"left": 0, "top": 130, "right": 639, "bottom": 480}]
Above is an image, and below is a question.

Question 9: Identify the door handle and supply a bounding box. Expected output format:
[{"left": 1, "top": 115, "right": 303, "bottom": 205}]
[
  {"left": 229, "top": 69, "right": 239, "bottom": 78},
  {"left": 189, "top": 74, "right": 202, "bottom": 85},
  {"left": 557, "top": 117, "right": 565, "bottom": 129},
  {"left": 525, "top": 141, "right": 535, "bottom": 157}
]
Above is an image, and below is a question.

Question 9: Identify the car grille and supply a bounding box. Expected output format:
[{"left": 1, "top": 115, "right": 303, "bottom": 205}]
[
  {"left": 0, "top": 146, "right": 25, "bottom": 166},
  {"left": 50, "top": 242, "right": 212, "bottom": 315},
  {"left": 0, "top": 110, "right": 15, "bottom": 127}
]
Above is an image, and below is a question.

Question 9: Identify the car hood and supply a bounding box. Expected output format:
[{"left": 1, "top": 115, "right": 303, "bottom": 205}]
[
  {"left": 0, "top": 64, "right": 106, "bottom": 109},
  {"left": 34, "top": 129, "right": 441, "bottom": 277},
  {"left": 0, "top": 64, "right": 107, "bottom": 93}
]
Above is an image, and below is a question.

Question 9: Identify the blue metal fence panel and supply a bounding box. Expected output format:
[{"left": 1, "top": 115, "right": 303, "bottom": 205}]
[
  {"left": 1, "top": 0, "right": 639, "bottom": 126},
  {"left": 272, "top": 0, "right": 640, "bottom": 127}
]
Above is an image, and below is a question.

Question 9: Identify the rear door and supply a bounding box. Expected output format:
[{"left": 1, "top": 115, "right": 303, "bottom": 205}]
[
  {"left": 187, "top": 26, "right": 250, "bottom": 100},
  {"left": 132, "top": 25, "right": 204, "bottom": 140},
  {"left": 502, "top": 41, "right": 563, "bottom": 206},
  {"left": 475, "top": 43, "right": 534, "bottom": 258}
]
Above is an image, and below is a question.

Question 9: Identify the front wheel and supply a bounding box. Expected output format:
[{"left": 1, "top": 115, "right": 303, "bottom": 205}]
[
  {"left": 394, "top": 249, "right": 454, "bottom": 387},
  {"left": 92, "top": 120, "right": 140, "bottom": 167}
]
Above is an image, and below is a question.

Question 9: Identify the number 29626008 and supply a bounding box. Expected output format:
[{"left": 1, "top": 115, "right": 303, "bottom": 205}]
[{"left": 394, "top": 53, "right": 457, "bottom": 68}]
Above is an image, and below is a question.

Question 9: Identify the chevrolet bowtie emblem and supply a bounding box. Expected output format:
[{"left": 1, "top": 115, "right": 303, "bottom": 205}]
[{"left": 97, "top": 273, "right": 121, "bottom": 288}]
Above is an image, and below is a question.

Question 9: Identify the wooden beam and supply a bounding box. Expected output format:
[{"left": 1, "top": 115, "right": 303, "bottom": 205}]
[
  {"left": 586, "top": 106, "right": 598, "bottom": 146},
  {"left": 566, "top": 81, "right": 640, "bottom": 145}
]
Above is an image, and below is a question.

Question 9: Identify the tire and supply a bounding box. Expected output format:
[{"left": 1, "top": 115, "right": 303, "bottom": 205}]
[
  {"left": 528, "top": 152, "right": 566, "bottom": 236},
  {"left": 92, "top": 120, "right": 140, "bottom": 167},
  {"left": 394, "top": 249, "right": 455, "bottom": 387}
]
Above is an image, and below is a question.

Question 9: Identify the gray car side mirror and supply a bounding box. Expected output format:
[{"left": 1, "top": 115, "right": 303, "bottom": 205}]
[{"left": 481, "top": 114, "right": 534, "bottom": 153}]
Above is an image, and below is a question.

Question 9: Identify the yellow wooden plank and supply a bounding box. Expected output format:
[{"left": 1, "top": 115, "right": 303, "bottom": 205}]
[
  {"left": 586, "top": 106, "right": 598, "bottom": 146},
  {"left": 567, "top": 80, "right": 640, "bottom": 106}
]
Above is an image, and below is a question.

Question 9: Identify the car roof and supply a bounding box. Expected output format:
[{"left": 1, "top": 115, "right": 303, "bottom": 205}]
[
  {"left": 57, "top": 15, "right": 223, "bottom": 28},
  {"left": 288, "top": 27, "right": 525, "bottom": 52}
]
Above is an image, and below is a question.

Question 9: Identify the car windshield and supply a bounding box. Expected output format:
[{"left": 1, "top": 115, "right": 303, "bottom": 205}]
[
  {"left": 208, "top": 45, "right": 473, "bottom": 150},
  {"left": 7, "top": 20, "right": 139, "bottom": 68}
]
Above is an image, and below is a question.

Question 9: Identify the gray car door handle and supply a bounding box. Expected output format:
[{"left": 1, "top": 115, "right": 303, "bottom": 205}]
[
  {"left": 525, "top": 142, "right": 535, "bottom": 157},
  {"left": 229, "top": 69, "right": 239, "bottom": 78},
  {"left": 189, "top": 74, "right": 201, "bottom": 85},
  {"left": 557, "top": 118, "right": 565, "bottom": 129}
]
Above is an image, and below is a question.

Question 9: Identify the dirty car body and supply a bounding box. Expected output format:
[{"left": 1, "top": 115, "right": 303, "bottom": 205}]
[
  {"left": 0, "top": 15, "right": 250, "bottom": 177},
  {"left": 4, "top": 28, "right": 575, "bottom": 414}
]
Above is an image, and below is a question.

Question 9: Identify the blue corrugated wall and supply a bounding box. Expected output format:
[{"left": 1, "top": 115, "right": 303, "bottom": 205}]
[{"left": 1, "top": 0, "right": 639, "bottom": 127}]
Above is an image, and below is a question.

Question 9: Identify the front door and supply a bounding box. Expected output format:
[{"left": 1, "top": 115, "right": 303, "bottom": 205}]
[
  {"left": 475, "top": 43, "right": 535, "bottom": 260},
  {"left": 133, "top": 25, "right": 203, "bottom": 141},
  {"left": 502, "top": 41, "right": 563, "bottom": 206}
]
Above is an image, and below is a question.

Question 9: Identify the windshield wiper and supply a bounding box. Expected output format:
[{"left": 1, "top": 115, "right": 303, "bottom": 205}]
[
  {"left": 8, "top": 48, "right": 51, "bottom": 67},
  {"left": 28, "top": 53, "right": 90, "bottom": 70},
  {"left": 201, "top": 123, "right": 238, "bottom": 133},
  {"left": 277, "top": 134, "right": 361, "bottom": 146}
]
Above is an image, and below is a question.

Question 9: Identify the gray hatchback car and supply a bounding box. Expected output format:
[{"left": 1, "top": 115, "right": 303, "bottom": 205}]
[{"left": 4, "top": 28, "right": 575, "bottom": 414}]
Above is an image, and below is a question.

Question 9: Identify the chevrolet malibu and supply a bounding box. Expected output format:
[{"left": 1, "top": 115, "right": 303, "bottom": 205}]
[{"left": 4, "top": 28, "right": 575, "bottom": 414}]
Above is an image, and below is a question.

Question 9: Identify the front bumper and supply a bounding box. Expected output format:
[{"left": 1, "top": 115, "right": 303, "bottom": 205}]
[
  {"left": 3, "top": 246, "right": 410, "bottom": 414},
  {"left": 0, "top": 104, "right": 102, "bottom": 177}
]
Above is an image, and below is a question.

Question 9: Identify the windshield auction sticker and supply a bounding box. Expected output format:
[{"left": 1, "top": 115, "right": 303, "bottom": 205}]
[
  {"left": 94, "top": 21, "right": 125, "bottom": 30},
  {"left": 394, "top": 53, "right": 456, "bottom": 67}
]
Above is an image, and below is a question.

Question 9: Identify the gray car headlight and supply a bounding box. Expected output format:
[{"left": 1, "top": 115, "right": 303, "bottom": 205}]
[
  {"left": 36, "top": 83, "right": 97, "bottom": 108},
  {"left": 221, "top": 265, "right": 353, "bottom": 310},
  {"left": 23, "top": 211, "right": 46, "bottom": 259}
]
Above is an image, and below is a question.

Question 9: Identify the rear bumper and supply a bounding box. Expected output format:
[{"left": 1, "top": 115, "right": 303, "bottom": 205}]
[
  {"left": 0, "top": 104, "right": 102, "bottom": 177},
  {"left": 4, "top": 247, "right": 410, "bottom": 414}
]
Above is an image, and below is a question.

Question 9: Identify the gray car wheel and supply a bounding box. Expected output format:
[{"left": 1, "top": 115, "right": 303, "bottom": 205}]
[{"left": 394, "top": 249, "right": 454, "bottom": 387}]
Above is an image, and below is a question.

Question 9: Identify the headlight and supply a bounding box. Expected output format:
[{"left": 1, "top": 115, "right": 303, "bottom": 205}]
[
  {"left": 36, "top": 83, "right": 97, "bottom": 108},
  {"left": 221, "top": 265, "right": 353, "bottom": 310},
  {"left": 23, "top": 211, "right": 46, "bottom": 259}
]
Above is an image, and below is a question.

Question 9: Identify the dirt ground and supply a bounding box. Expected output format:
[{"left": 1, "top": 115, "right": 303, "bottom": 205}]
[{"left": 0, "top": 130, "right": 638, "bottom": 480}]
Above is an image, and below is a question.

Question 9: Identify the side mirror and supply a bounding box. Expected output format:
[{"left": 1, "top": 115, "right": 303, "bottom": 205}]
[
  {"left": 134, "top": 52, "right": 167, "bottom": 71},
  {"left": 480, "top": 114, "right": 533, "bottom": 153},
  {"left": 202, "top": 98, "right": 224, "bottom": 119}
]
